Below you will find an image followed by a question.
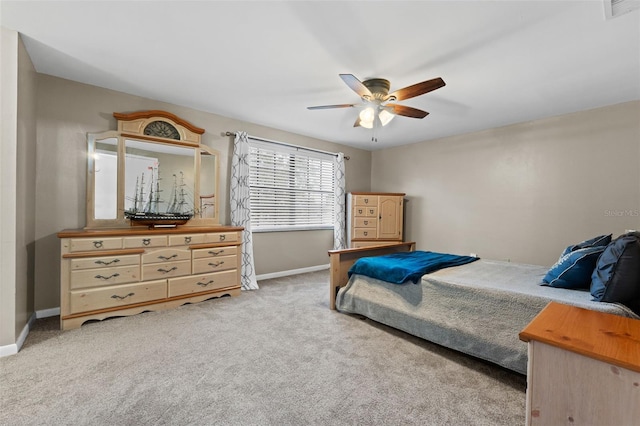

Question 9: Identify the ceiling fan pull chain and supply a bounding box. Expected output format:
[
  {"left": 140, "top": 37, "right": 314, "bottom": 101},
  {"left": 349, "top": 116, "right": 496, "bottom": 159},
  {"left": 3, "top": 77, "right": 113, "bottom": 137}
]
[{"left": 372, "top": 108, "right": 381, "bottom": 142}]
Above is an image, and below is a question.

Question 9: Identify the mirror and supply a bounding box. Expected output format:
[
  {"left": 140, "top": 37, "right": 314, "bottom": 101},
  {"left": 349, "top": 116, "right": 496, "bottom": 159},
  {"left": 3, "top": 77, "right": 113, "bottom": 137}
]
[
  {"left": 86, "top": 112, "right": 219, "bottom": 228},
  {"left": 92, "top": 136, "right": 119, "bottom": 220},
  {"left": 199, "top": 151, "right": 217, "bottom": 219}
]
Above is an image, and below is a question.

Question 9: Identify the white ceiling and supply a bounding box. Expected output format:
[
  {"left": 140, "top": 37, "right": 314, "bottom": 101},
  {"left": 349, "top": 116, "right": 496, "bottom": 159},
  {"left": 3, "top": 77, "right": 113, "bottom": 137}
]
[{"left": 2, "top": 1, "right": 639, "bottom": 150}]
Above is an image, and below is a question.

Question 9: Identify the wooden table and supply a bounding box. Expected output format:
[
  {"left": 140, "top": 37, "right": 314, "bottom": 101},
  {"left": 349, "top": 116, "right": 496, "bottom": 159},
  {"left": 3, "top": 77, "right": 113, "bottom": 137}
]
[{"left": 519, "top": 301, "right": 640, "bottom": 425}]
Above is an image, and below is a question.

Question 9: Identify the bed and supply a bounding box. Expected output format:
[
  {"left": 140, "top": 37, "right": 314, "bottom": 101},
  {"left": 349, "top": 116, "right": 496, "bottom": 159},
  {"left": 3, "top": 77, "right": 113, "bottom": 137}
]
[{"left": 328, "top": 242, "right": 640, "bottom": 375}]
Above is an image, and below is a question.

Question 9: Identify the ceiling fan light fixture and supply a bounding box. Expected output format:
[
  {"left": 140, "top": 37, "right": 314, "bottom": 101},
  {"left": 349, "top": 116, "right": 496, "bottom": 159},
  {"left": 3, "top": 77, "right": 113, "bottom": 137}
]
[
  {"left": 379, "top": 109, "right": 395, "bottom": 126},
  {"left": 359, "top": 107, "right": 375, "bottom": 129},
  {"left": 359, "top": 106, "right": 394, "bottom": 129}
]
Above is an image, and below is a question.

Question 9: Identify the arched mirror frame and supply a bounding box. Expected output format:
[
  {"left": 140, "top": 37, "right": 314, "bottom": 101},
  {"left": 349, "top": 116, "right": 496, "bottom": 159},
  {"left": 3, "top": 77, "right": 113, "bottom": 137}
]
[{"left": 86, "top": 110, "right": 220, "bottom": 229}]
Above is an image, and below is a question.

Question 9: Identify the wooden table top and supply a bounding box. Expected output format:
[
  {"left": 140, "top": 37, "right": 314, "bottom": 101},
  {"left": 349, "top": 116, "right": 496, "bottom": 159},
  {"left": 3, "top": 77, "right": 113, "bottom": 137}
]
[{"left": 519, "top": 301, "right": 640, "bottom": 373}]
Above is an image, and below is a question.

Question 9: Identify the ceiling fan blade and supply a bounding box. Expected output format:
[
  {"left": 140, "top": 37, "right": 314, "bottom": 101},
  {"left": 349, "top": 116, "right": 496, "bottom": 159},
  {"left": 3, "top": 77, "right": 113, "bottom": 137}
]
[
  {"left": 353, "top": 117, "right": 362, "bottom": 127},
  {"left": 307, "top": 104, "right": 356, "bottom": 110},
  {"left": 386, "top": 104, "right": 429, "bottom": 119},
  {"left": 340, "top": 74, "right": 373, "bottom": 99},
  {"left": 386, "top": 77, "right": 445, "bottom": 101}
]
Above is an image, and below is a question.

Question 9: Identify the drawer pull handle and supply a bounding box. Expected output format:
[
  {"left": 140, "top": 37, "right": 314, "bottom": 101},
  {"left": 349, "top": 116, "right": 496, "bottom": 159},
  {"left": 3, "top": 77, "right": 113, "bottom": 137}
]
[
  {"left": 111, "top": 292, "right": 134, "bottom": 300},
  {"left": 184, "top": 236, "right": 192, "bottom": 244},
  {"left": 369, "top": 209, "right": 374, "bottom": 214},
  {"left": 364, "top": 198, "right": 369, "bottom": 204},
  {"left": 93, "top": 240, "right": 103, "bottom": 248},
  {"left": 157, "top": 267, "right": 178, "bottom": 274},
  {"left": 208, "top": 250, "right": 224, "bottom": 256},
  {"left": 208, "top": 261, "right": 224, "bottom": 268},
  {"left": 197, "top": 280, "right": 215, "bottom": 287},
  {"left": 95, "top": 259, "right": 120, "bottom": 266},
  {"left": 142, "top": 238, "right": 151, "bottom": 246},
  {"left": 158, "top": 254, "right": 178, "bottom": 261},
  {"left": 219, "top": 235, "right": 226, "bottom": 241},
  {"left": 364, "top": 220, "right": 368, "bottom": 225},
  {"left": 95, "top": 273, "right": 120, "bottom": 280},
  {"left": 364, "top": 231, "right": 368, "bottom": 236},
  {"left": 358, "top": 209, "right": 363, "bottom": 214}
]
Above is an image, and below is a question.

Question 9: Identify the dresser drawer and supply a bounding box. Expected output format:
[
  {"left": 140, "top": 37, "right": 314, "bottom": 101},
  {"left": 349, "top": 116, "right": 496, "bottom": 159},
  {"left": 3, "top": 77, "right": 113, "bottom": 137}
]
[
  {"left": 70, "top": 264, "right": 140, "bottom": 290},
  {"left": 69, "top": 237, "right": 122, "bottom": 252},
  {"left": 353, "top": 206, "right": 378, "bottom": 217},
  {"left": 168, "top": 270, "right": 237, "bottom": 297},
  {"left": 204, "top": 232, "right": 238, "bottom": 244},
  {"left": 123, "top": 235, "right": 167, "bottom": 248},
  {"left": 193, "top": 255, "right": 237, "bottom": 274},
  {"left": 353, "top": 228, "right": 378, "bottom": 239},
  {"left": 70, "top": 254, "right": 140, "bottom": 271},
  {"left": 354, "top": 217, "right": 377, "bottom": 228},
  {"left": 69, "top": 280, "right": 167, "bottom": 314},
  {"left": 353, "top": 195, "right": 377, "bottom": 206},
  {"left": 352, "top": 241, "right": 389, "bottom": 248},
  {"left": 142, "top": 260, "right": 191, "bottom": 280},
  {"left": 192, "top": 246, "right": 238, "bottom": 260},
  {"left": 142, "top": 248, "right": 191, "bottom": 264},
  {"left": 168, "top": 234, "right": 207, "bottom": 246}
]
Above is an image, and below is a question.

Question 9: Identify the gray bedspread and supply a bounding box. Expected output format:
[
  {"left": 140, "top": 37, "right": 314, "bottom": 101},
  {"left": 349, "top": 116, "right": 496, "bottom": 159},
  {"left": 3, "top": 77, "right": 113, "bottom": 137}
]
[{"left": 335, "top": 259, "right": 639, "bottom": 374}]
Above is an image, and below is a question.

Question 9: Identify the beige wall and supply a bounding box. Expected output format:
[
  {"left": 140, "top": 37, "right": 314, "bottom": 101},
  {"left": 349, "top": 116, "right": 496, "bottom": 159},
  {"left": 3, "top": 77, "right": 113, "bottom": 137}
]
[
  {"left": 0, "top": 29, "right": 37, "bottom": 349},
  {"left": 34, "top": 75, "right": 371, "bottom": 310},
  {"left": 372, "top": 101, "right": 640, "bottom": 267},
  {"left": 16, "top": 35, "right": 37, "bottom": 335},
  {"left": 0, "top": 28, "right": 19, "bottom": 348}
]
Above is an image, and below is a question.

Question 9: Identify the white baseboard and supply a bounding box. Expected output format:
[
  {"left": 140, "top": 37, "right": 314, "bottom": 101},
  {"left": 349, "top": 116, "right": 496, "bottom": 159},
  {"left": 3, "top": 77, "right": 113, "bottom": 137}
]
[
  {"left": 0, "top": 343, "right": 18, "bottom": 357},
  {"left": 0, "top": 311, "right": 36, "bottom": 358},
  {"left": 36, "top": 307, "right": 60, "bottom": 319},
  {"left": 256, "top": 264, "right": 329, "bottom": 281}
]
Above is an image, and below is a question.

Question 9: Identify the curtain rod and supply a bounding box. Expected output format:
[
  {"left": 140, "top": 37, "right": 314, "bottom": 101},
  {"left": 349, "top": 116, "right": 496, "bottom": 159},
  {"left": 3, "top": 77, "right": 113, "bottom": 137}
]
[{"left": 224, "top": 131, "right": 350, "bottom": 160}]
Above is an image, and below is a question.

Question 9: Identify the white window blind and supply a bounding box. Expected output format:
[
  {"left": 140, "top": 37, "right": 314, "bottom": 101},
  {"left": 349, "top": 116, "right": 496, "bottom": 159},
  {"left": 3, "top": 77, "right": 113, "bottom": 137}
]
[{"left": 248, "top": 139, "right": 335, "bottom": 231}]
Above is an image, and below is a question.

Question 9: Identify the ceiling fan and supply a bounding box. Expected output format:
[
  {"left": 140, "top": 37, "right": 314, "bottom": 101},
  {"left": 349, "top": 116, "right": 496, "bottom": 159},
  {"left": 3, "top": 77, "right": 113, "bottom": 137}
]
[{"left": 307, "top": 74, "right": 445, "bottom": 141}]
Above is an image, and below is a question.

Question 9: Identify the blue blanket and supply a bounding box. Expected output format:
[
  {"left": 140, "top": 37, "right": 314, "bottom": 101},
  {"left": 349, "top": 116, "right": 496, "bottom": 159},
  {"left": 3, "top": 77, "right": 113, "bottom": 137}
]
[{"left": 348, "top": 251, "right": 480, "bottom": 284}]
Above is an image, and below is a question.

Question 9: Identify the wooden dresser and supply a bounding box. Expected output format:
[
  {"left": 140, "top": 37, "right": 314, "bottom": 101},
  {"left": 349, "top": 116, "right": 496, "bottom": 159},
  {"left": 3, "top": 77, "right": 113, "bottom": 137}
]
[
  {"left": 346, "top": 192, "right": 405, "bottom": 248},
  {"left": 58, "top": 226, "right": 243, "bottom": 330},
  {"left": 519, "top": 302, "right": 640, "bottom": 425}
]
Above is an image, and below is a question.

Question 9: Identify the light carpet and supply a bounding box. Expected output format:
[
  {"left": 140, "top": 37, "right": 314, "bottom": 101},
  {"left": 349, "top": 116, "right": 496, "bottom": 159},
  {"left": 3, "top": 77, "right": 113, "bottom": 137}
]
[{"left": 0, "top": 270, "right": 526, "bottom": 425}]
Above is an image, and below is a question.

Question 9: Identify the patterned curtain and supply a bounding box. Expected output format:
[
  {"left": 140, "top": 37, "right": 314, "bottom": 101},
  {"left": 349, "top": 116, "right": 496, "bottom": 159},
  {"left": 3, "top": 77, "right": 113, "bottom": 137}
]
[
  {"left": 230, "top": 131, "right": 259, "bottom": 290},
  {"left": 333, "top": 153, "right": 347, "bottom": 250}
]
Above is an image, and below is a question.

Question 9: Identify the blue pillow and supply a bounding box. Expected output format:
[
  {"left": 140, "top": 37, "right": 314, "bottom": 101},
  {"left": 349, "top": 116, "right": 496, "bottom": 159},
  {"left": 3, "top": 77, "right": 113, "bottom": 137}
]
[
  {"left": 591, "top": 233, "right": 640, "bottom": 315},
  {"left": 560, "top": 234, "right": 612, "bottom": 257},
  {"left": 542, "top": 246, "right": 605, "bottom": 289}
]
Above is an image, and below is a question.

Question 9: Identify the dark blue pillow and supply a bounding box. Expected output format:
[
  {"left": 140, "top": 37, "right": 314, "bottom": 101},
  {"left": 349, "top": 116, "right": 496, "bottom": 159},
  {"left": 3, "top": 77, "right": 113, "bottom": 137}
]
[
  {"left": 542, "top": 246, "right": 605, "bottom": 289},
  {"left": 591, "top": 232, "right": 640, "bottom": 314},
  {"left": 561, "top": 234, "right": 612, "bottom": 257}
]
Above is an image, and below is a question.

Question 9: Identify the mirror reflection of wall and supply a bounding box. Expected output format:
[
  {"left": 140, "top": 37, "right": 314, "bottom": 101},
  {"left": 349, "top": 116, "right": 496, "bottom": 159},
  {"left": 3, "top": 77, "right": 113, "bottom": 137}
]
[
  {"left": 200, "top": 153, "right": 216, "bottom": 218},
  {"left": 124, "top": 153, "right": 158, "bottom": 213},
  {"left": 124, "top": 140, "right": 196, "bottom": 216},
  {"left": 94, "top": 138, "right": 118, "bottom": 219}
]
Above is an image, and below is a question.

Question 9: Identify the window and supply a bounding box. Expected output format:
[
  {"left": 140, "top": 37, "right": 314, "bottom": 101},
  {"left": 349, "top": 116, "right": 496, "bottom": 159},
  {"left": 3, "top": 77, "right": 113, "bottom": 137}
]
[{"left": 248, "top": 139, "right": 335, "bottom": 231}]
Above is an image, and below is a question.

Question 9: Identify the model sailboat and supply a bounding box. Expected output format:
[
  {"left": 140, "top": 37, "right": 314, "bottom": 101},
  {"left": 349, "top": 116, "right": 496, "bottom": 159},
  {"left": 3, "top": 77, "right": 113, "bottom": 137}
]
[{"left": 125, "top": 167, "right": 193, "bottom": 227}]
